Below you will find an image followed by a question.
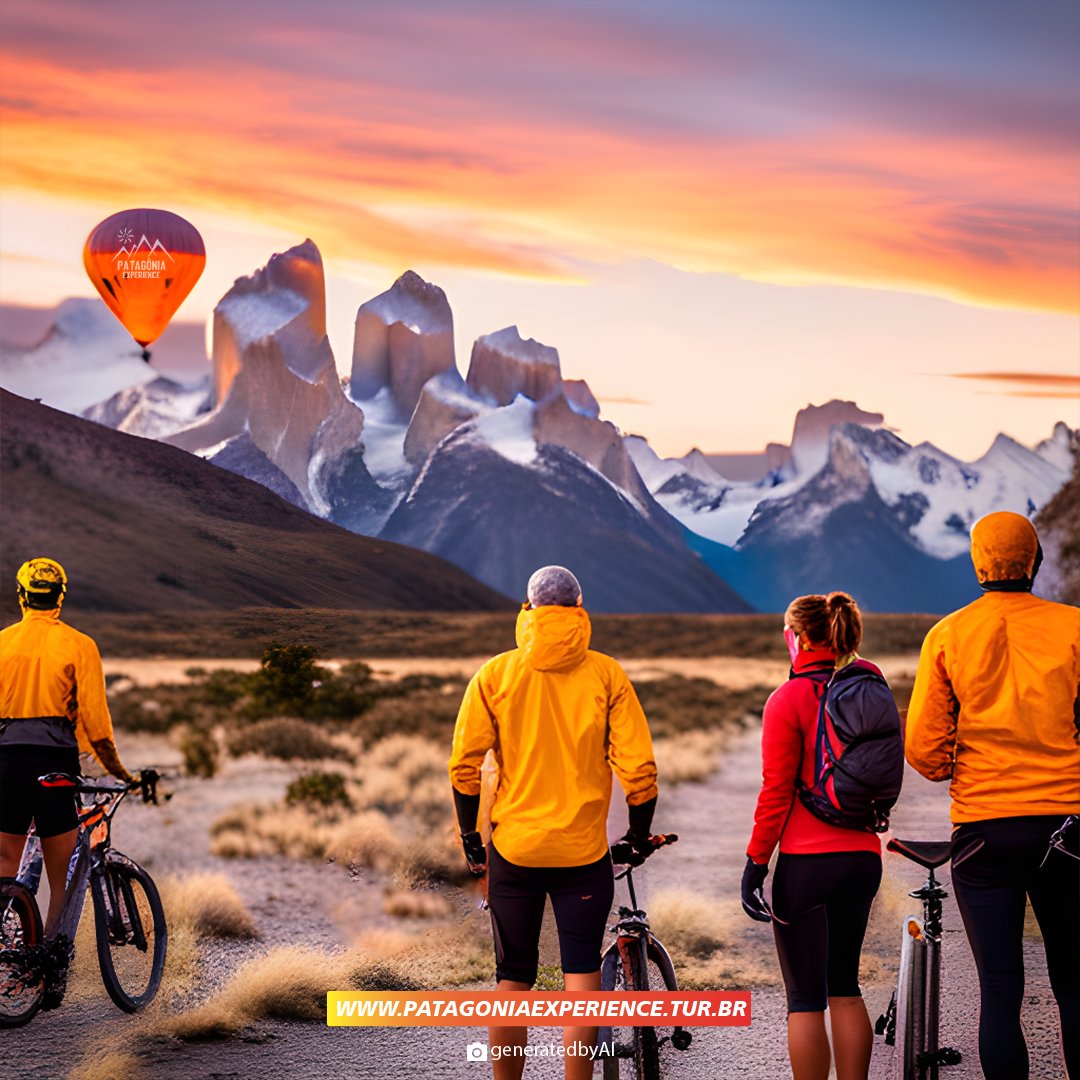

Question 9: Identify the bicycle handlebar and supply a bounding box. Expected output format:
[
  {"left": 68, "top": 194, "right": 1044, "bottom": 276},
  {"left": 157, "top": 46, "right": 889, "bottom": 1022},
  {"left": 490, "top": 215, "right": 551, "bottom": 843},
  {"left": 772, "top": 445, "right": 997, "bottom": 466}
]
[
  {"left": 611, "top": 832, "right": 678, "bottom": 876},
  {"left": 38, "top": 768, "right": 166, "bottom": 804}
]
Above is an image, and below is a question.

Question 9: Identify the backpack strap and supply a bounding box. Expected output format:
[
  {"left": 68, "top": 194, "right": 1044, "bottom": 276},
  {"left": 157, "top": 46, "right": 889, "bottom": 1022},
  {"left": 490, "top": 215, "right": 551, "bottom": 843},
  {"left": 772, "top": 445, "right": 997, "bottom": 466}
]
[{"left": 788, "top": 665, "right": 831, "bottom": 794}]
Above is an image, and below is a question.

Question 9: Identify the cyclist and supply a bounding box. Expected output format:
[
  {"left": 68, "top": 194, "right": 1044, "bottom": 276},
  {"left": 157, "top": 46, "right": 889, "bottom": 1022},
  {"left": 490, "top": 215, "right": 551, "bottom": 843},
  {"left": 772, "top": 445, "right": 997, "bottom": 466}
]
[
  {"left": 0, "top": 558, "right": 135, "bottom": 942},
  {"left": 906, "top": 511, "right": 1080, "bottom": 1080},
  {"left": 449, "top": 566, "right": 659, "bottom": 1080},
  {"left": 743, "top": 591, "right": 884, "bottom": 1080}
]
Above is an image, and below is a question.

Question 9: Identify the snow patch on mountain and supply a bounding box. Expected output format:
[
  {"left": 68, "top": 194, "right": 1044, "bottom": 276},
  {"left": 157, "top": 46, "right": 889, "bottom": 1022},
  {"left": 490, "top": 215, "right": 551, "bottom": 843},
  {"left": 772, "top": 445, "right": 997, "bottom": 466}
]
[
  {"left": 472, "top": 395, "right": 538, "bottom": 466},
  {"left": 0, "top": 298, "right": 156, "bottom": 413},
  {"left": 83, "top": 376, "right": 210, "bottom": 439}
]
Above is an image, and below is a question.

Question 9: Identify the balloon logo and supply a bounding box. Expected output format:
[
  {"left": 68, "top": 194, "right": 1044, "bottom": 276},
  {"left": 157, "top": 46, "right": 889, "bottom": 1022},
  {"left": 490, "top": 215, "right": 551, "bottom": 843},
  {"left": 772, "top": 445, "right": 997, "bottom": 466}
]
[{"left": 83, "top": 208, "right": 205, "bottom": 361}]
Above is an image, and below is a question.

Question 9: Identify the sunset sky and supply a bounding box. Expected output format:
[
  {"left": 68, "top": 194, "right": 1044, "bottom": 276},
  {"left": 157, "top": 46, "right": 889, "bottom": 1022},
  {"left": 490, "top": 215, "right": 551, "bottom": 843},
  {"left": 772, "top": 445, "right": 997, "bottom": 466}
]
[{"left": 1, "top": 0, "right": 1077, "bottom": 459}]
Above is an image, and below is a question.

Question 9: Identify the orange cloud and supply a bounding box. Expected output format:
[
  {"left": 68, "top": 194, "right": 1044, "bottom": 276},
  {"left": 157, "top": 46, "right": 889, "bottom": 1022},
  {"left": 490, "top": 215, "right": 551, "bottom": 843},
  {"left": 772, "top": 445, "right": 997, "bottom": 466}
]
[{"left": 1, "top": 45, "right": 1077, "bottom": 313}]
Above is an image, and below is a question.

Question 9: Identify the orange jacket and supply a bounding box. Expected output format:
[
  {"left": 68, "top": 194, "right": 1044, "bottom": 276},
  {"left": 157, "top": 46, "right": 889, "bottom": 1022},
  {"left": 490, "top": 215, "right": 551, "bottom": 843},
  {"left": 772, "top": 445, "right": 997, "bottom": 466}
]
[
  {"left": 0, "top": 608, "right": 123, "bottom": 769},
  {"left": 906, "top": 592, "right": 1080, "bottom": 823},
  {"left": 449, "top": 604, "right": 658, "bottom": 867}
]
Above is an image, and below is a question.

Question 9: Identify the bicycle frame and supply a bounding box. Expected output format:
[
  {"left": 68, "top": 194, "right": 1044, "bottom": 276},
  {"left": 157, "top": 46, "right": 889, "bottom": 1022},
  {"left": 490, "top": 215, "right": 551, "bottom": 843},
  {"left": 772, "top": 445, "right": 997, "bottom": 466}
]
[
  {"left": 596, "top": 862, "right": 689, "bottom": 1064},
  {"left": 17, "top": 777, "right": 140, "bottom": 946}
]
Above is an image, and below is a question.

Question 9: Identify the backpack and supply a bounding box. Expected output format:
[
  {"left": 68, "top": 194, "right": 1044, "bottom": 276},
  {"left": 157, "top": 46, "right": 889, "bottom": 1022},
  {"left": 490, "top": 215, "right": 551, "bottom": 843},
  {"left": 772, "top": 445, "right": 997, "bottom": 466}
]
[{"left": 793, "top": 661, "right": 904, "bottom": 833}]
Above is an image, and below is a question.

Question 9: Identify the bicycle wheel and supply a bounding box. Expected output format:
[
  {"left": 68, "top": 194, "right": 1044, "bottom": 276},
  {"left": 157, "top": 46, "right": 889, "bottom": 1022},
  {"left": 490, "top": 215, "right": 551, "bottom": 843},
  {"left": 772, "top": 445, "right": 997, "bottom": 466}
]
[
  {"left": 601, "top": 937, "right": 661, "bottom": 1080},
  {"left": 0, "top": 878, "right": 44, "bottom": 1027},
  {"left": 90, "top": 855, "right": 167, "bottom": 1012}
]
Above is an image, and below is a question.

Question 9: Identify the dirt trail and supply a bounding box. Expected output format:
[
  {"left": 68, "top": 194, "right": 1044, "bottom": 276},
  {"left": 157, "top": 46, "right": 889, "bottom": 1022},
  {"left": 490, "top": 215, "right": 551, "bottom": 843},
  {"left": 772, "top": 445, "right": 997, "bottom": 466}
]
[{"left": 2, "top": 726, "right": 1067, "bottom": 1079}]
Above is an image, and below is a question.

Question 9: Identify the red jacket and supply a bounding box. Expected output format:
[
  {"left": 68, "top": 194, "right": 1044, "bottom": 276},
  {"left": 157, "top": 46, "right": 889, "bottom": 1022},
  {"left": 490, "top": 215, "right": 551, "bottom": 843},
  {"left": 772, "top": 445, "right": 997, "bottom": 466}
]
[{"left": 747, "top": 648, "right": 883, "bottom": 864}]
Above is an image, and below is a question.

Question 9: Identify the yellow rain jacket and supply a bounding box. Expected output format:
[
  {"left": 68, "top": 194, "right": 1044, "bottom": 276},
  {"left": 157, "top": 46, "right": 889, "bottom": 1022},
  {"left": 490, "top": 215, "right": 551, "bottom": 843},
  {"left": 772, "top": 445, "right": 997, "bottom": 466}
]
[
  {"left": 906, "top": 592, "right": 1080, "bottom": 823},
  {"left": 449, "top": 604, "right": 658, "bottom": 868},
  {"left": 0, "top": 608, "right": 122, "bottom": 767}
]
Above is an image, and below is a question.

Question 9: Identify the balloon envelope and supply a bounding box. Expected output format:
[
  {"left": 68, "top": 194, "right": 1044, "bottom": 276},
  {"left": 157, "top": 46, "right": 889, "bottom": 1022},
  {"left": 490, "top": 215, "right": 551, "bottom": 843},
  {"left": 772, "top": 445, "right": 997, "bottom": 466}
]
[{"left": 83, "top": 208, "right": 205, "bottom": 349}]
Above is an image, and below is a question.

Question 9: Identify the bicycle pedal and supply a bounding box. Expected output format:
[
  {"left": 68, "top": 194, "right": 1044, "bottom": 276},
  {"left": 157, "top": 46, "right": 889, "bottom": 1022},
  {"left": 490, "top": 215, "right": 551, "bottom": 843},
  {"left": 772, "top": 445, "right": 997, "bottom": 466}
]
[{"left": 671, "top": 1029, "right": 692, "bottom": 1051}]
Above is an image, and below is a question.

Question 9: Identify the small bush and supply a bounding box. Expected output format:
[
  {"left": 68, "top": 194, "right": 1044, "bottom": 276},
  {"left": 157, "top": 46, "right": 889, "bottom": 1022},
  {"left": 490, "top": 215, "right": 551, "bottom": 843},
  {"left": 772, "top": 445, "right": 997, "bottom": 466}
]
[
  {"left": 227, "top": 718, "right": 351, "bottom": 762},
  {"left": 286, "top": 771, "right": 353, "bottom": 811},
  {"left": 246, "top": 642, "right": 323, "bottom": 719},
  {"left": 648, "top": 889, "right": 730, "bottom": 958},
  {"left": 159, "top": 872, "right": 258, "bottom": 939},
  {"left": 180, "top": 725, "right": 220, "bottom": 779},
  {"left": 382, "top": 888, "right": 453, "bottom": 919}
]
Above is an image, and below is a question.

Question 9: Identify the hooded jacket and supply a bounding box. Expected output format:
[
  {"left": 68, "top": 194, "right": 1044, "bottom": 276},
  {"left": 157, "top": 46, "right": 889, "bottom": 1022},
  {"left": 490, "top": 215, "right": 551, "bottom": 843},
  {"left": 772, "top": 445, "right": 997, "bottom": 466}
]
[
  {"left": 448, "top": 603, "right": 658, "bottom": 868},
  {"left": 0, "top": 607, "right": 125, "bottom": 772},
  {"left": 906, "top": 591, "right": 1080, "bottom": 823}
]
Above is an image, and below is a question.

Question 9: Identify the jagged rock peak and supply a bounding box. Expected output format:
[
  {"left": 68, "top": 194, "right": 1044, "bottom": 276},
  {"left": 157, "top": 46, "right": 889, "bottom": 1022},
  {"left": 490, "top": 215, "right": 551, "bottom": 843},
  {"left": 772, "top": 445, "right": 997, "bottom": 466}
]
[
  {"left": 786, "top": 399, "right": 885, "bottom": 478},
  {"left": 466, "top": 326, "right": 561, "bottom": 407},
  {"left": 217, "top": 239, "right": 327, "bottom": 353},
  {"left": 358, "top": 271, "right": 453, "bottom": 334},
  {"left": 563, "top": 378, "right": 600, "bottom": 418},
  {"left": 350, "top": 270, "right": 456, "bottom": 417}
]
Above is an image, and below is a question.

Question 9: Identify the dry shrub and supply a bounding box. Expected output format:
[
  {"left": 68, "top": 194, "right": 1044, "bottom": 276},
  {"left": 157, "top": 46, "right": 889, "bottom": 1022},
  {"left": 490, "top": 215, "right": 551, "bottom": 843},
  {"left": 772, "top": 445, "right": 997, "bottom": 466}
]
[
  {"left": 634, "top": 679, "right": 767, "bottom": 739},
  {"left": 648, "top": 889, "right": 731, "bottom": 958},
  {"left": 382, "top": 888, "right": 454, "bottom": 919},
  {"left": 71, "top": 1052, "right": 141, "bottom": 1080},
  {"left": 161, "top": 946, "right": 356, "bottom": 1040},
  {"left": 352, "top": 917, "right": 492, "bottom": 988},
  {"left": 210, "top": 802, "right": 334, "bottom": 860},
  {"left": 226, "top": 717, "right": 351, "bottom": 762},
  {"left": 159, "top": 873, "right": 258, "bottom": 940},
  {"left": 646, "top": 891, "right": 777, "bottom": 990},
  {"left": 324, "top": 810, "right": 403, "bottom": 871},
  {"left": 654, "top": 730, "right": 727, "bottom": 785},
  {"left": 358, "top": 688, "right": 463, "bottom": 742},
  {"left": 392, "top": 833, "right": 467, "bottom": 888}
]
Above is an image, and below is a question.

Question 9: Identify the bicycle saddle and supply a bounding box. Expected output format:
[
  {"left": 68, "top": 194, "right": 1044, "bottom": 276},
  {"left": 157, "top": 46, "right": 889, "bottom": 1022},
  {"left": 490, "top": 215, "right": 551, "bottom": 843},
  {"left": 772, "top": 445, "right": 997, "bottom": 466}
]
[{"left": 887, "top": 838, "right": 953, "bottom": 869}]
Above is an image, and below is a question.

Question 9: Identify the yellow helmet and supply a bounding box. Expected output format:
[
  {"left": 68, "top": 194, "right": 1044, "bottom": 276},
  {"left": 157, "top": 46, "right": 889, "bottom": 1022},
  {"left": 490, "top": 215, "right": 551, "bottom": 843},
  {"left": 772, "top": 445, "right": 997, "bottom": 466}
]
[
  {"left": 16, "top": 557, "right": 68, "bottom": 611},
  {"left": 970, "top": 512, "right": 1040, "bottom": 586}
]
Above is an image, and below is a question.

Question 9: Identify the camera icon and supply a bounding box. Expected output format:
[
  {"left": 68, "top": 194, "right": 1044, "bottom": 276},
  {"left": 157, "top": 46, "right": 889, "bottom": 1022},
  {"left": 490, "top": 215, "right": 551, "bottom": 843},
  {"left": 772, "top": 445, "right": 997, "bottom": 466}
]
[{"left": 465, "top": 1041, "right": 488, "bottom": 1062}]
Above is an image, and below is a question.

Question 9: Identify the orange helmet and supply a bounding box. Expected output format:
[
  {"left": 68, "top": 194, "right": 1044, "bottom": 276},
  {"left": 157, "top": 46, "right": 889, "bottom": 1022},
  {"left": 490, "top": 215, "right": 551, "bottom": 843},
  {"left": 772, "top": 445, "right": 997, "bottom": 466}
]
[{"left": 16, "top": 557, "right": 67, "bottom": 611}]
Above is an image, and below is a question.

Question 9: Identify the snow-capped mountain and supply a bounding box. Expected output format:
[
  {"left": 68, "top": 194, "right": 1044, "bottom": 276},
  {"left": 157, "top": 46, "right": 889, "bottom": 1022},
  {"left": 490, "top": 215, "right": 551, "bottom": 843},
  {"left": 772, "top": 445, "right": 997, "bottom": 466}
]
[
  {"left": 52, "top": 243, "right": 1075, "bottom": 613},
  {"left": 633, "top": 400, "right": 1071, "bottom": 559}
]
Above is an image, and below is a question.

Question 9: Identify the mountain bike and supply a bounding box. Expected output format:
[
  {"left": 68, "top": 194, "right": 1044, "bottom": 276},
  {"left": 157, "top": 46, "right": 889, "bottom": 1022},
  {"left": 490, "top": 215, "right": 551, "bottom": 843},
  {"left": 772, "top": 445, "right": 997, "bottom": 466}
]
[
  {"left": 598, "top": 834, "right": 693, "bottom": 1080},
  {"left": 875, "top": 837, "right": 962, "bottom": 1080},
  {"left": 0, "top": 769, "right": 167, "bottom": 1027}
]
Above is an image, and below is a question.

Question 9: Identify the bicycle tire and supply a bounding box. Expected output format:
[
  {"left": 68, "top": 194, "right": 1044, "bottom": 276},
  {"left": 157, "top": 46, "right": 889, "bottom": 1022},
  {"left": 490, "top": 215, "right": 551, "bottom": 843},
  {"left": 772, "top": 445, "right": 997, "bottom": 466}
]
[
  {"left": 0, "top": 877, "right": 44, "bottom": 1027},
  {"left": 631, "top": 938, "right": 661, "bottom": 1080},
  {"left": 893, "top": 916, "right": 926, "bottom": 1080},
  {"left": 600, "top": 938, "right": 661, "bottom": 1080},
  {"left": 91, "top": 854, "right": 167, "bottom": 1012}
]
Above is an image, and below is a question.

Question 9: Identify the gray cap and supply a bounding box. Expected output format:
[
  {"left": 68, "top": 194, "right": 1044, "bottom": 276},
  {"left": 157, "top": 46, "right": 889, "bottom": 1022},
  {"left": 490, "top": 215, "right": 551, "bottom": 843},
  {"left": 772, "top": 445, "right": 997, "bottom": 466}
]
[{"left": 526, "top": 565, "right": 582, "bottom": 608}]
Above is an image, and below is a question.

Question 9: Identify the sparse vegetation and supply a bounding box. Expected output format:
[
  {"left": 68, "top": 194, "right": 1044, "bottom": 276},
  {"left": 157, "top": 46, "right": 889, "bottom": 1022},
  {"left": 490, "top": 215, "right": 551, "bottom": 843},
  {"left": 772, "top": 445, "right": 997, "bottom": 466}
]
[
  {"left": 73, "top": 610, "right": 939, "bottom": 661},
  {"left": 179, "top": 725, "right": 220, "bottom": 778},
  {"left": 286, "top": 770, "right": 353, "bottom": 810},
  {"left": 226, "top": 718, "right": 352, "bottom": 762}
]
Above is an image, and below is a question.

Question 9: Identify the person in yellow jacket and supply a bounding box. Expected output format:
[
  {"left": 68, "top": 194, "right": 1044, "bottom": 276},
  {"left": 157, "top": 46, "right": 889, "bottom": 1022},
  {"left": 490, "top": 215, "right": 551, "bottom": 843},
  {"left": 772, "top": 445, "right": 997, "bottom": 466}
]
[
  {"left": 449, "top": 565, "right": 659, "bottom": 1080},
  {"left": 0, "top": 558, "right": 135, "bottom": 938},
  {"left": 906, "top": 512, "right": 1080, "bottom": 1080}
]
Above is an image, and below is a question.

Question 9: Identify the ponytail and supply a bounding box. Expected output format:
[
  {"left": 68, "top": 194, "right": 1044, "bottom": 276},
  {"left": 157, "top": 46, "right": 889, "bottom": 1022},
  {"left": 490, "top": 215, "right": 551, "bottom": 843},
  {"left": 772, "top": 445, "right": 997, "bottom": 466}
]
[
  {"left": 786, "top": 590, "right": 863, "bottom": 661},
  {"left": 825, "top": 591, "right": 862, "bottom": 657}
]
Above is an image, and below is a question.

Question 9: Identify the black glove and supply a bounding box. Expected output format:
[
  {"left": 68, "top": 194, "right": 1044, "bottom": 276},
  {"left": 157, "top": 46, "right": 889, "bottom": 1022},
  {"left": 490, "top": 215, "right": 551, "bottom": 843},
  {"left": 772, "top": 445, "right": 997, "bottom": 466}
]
[
  {"left": 741, "top": 857, "right": 772, "bottom": 923},
  {"left": 461, "top": 831, "right": 487, "bottom": 878},
  {"left": 610, "top": 830, "right": 654, "bottom": 867}
]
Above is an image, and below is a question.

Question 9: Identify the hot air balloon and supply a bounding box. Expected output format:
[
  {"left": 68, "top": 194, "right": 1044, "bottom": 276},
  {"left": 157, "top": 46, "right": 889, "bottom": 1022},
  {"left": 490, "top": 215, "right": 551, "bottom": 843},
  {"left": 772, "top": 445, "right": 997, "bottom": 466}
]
[{"left": 83, "top": 208, "right": 205, "bottom": 362}]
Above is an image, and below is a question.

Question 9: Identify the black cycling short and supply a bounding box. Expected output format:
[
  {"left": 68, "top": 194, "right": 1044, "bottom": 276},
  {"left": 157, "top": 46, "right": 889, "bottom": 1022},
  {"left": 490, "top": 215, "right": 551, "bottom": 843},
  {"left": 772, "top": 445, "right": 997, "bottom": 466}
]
[
  {"left": 487, "top": 841, "right": 615, "bottom": 986},
  {"left": 951, "top": 814, "right": 1079, "bottom": 1080},
  {"left": 770, "top": 850, "right": 882, "bottom": 1013},
  {"left": 0, "top": 745, "right": 80, "bottom": 838}
]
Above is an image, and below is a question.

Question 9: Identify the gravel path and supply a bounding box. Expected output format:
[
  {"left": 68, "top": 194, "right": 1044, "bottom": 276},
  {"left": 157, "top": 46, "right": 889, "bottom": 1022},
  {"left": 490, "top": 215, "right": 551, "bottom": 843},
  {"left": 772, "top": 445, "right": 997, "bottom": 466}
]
[{"left": 2, "top": 725, "right": 1068, "bottom": 1080}]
